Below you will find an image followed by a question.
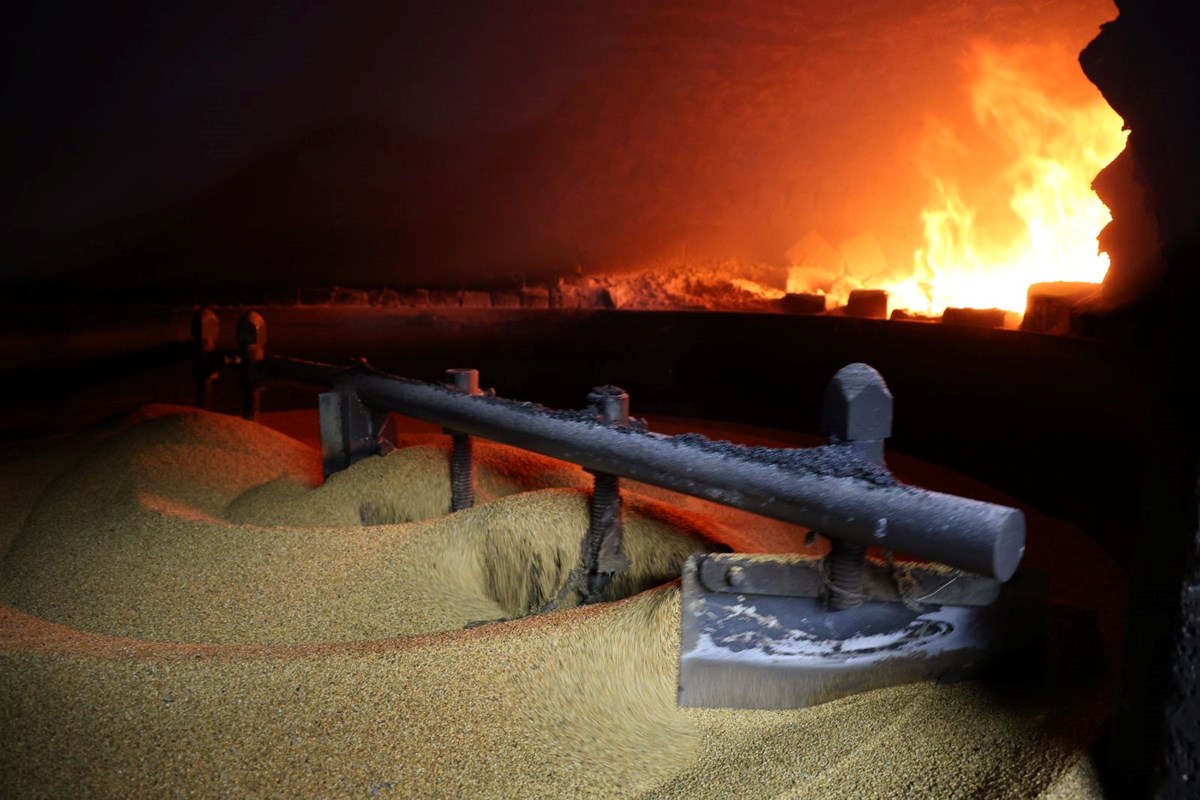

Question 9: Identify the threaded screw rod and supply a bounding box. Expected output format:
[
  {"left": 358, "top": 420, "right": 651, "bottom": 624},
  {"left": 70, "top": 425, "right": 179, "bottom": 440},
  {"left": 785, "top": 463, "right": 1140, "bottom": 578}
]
[
  {"left": 818, "top": 363, "right": 893, "bottom": 611},
  {"left": 450, "top": 432, "right": 475, "bottom": 511},
  {"left": 581, "top": 386, "right": 632, "bottom": 603},
  {"left": 444, "top": 369, "right": 481, "bottom": 512},
  {"left": 826, "top": 540, "right": 869, "bottom": 610}
]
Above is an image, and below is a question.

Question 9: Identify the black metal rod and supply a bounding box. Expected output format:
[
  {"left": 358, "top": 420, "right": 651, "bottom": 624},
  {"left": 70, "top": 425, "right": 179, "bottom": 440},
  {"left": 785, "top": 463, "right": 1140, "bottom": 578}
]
[{"left": 262, "top": 355, "right": 1025, "bottom": 580}]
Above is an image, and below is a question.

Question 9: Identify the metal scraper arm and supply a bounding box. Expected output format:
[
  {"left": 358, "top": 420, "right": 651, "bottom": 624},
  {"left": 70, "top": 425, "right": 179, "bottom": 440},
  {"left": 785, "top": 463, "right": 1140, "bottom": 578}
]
[{"left": 263, "top": 356, "right": 1024, "bottom": 580}]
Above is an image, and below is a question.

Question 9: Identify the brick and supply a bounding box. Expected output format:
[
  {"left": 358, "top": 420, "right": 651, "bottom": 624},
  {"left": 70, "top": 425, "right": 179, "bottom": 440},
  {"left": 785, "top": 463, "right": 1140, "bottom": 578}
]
[
  {"left": 845, "top": 289, "right": 888, "bottom": 319},
  {"left": 428, "top": 290, "right": 460, "bottom": 307},
  {"left": 520, "top": 287, "right": 550, "bottom": 308},
  {"left": 490, "top": 291, "right": 522, "bottom": 308},
  {"left": 941, "top": 307, "right": 1009, "bottom": 328},
  {"left": 460, "top": 290, "right": 492, "bottom": 308},
  {"left": 1021, "top": 282, "right": 1099, "bottom": 335},
  {"left": 781, "top": 292, "right": 827, "bottom": 314}
]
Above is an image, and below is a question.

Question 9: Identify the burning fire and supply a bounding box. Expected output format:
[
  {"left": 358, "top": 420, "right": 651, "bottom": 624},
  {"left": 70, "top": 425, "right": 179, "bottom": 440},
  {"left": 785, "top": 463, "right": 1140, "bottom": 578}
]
[{"left": 788, "top": 42, "right": 1127, "bottom": 317}]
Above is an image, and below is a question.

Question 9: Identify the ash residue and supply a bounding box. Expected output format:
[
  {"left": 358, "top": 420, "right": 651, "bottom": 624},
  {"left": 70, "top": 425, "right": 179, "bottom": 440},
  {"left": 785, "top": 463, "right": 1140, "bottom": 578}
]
[
  {"left": 423, "top": 378, "right": 587, "bottom": 422},
  {"left": 466, "top": 389, "right": 615, "bottom": 426},
  {"left": 668, "top": 433, "right": 898, "bottom": 486},
  {"left": 420, "top": 379, "right": 896, "bottom": 485}
]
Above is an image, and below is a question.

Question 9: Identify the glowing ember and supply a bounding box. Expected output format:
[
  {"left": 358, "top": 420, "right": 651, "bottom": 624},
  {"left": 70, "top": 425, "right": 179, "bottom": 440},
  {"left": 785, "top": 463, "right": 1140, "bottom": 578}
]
[
  {"left": 789, "top": 42, "right": 1127, "bottom": 318},
  {"left": 730, "top": 278, "right": 786, "bottom": 300}
]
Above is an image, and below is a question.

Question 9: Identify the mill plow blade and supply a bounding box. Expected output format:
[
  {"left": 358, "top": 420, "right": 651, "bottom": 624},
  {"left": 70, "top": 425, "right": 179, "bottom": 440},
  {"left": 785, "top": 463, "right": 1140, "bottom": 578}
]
[
  {"left": 679, "top": 553, "right": 1045, "bottom": 709},
  {"left": 678, "top": 363, "right": 1043, "bottom": 709}
]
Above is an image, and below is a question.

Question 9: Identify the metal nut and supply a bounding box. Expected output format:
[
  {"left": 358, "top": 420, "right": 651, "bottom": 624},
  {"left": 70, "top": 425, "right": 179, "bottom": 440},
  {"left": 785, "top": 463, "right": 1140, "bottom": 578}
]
[{"left": 821, "top": 362, "right": 893, "bottom": 442}]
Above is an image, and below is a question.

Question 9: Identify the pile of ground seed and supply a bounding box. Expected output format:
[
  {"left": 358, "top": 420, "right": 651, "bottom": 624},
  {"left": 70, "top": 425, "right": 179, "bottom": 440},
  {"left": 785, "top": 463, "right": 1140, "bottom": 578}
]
[
  {"left": 225, "top": 434, "right": 598, "bottom": 528},
  {"left": 0, "top": 406, "right": 1113, "bottom": 798}
]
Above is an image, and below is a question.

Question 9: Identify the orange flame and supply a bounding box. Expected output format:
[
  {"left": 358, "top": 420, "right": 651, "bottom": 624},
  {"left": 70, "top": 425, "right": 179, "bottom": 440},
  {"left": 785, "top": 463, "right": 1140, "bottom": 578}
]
[
  {"left": 731, "top": 277, "right": 786, "bottom": 299},
  {"left": 790, "top": 42, "right": 1127, "bottom": 318}
]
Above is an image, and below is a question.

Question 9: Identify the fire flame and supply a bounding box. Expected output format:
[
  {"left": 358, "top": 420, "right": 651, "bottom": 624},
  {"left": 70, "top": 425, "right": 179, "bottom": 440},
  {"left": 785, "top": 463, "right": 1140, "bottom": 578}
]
[{"left": 789, "top": 42, "right": 1127, "bottom": 317}]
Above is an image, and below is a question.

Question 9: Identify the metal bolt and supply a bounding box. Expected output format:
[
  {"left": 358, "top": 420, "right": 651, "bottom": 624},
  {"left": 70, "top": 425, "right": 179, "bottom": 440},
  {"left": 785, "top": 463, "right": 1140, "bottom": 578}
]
[
  {"left": 191, "top": 308, "right": 220, "bottom": 410},
  {"left": 192, "top": 307, "right": 219, "bottom": 349},
  {"left": 726, "top": 565, "right": 747, "bottom": 589},
  {"left": 821, "top": 362, "right": 893, "bottom": 463},
  {"left": 587, "top": 385, "right": 630, "bottom": 425},
  {"left": 819, "top": 363, "right": 894, "bottom": 609},
  {"left": 826, "top": 540, "right": 868, "bottom": 610},
  {"left": 237, "top": 312, "right": 267, "bottom": 420},
  {"left": 445, "top": 368, "right": 481, "bottom": 512},
  {"left": 582, "top": 386, "right": 631, "bottom": 602}
]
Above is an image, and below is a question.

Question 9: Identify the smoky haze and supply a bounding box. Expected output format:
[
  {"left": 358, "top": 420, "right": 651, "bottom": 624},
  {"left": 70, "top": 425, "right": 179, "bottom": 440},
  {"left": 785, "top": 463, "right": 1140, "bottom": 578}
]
[{"left": 1, "top": 0, "right": 1114, "bottom": 299}]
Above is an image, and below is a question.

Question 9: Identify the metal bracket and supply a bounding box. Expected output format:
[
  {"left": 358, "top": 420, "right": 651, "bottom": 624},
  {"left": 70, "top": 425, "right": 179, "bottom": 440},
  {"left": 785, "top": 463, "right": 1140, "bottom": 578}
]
[{"left": 318, "top": 384, "right": 393, "bottom": 480}]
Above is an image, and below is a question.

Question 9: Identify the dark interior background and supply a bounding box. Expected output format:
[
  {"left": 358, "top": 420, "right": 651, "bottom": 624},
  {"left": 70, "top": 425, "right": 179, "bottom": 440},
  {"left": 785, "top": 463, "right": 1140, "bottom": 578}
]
[{"left": 2, "top": 0, "right": 1114, "bottom": 300}]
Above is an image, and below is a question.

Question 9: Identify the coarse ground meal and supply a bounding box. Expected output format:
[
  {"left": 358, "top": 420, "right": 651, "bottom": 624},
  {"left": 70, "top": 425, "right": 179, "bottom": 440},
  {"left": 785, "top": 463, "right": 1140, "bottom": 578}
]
[{"left": 0, "top": 406, "right": 1114, "bottom": 798}]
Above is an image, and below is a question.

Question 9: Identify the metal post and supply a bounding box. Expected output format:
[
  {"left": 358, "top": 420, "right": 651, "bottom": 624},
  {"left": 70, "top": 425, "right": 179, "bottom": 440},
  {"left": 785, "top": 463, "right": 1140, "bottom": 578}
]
[
  {"left": 582, "top": 386, "right": 632, "bottom": 602},
  {"left": 820, "top": 363, "right": 894, "bottom": 610},
  {"left": 444, "top": 368, "right": 481, "bottom": 511},
  {"left": 236, "top": 312, "right": 266, "bottom": 420},
  {"left": 191, "top": 308, "right": 220, "bottom": 410}
]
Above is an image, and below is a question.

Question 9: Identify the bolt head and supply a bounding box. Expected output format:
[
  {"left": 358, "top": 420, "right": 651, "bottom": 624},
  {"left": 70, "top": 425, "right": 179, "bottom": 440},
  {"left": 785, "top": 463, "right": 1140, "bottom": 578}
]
[
  {"left": 191, "top": 308, "right": 219, "bottom": 342},
  {"left": 445, "top": 368, "right": 481, "bottom": 395},
  {"left": 236, "top": 312, "right": 266, "bottom": 346},
  {"left": 821, "top": 363, "right": 893, "bottom": 442},
  {"left": 726, "top": 565, "right": 746, "bottom": 588},
  {"left": 588, "top": 386, "right": 630, "bottom": 425}
]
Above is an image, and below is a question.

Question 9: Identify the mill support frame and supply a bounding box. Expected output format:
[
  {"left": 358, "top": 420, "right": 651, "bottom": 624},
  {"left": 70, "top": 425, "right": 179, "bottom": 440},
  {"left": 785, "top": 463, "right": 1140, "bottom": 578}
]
[{"left": 678, "top": 364, "right": 1042, "bottom": 709}]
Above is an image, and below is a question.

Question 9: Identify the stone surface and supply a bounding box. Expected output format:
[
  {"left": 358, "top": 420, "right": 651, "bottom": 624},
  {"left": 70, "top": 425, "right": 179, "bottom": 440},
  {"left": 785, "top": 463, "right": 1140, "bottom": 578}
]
[
  {"left": 460, "top": 291, "right": 492, "bottom": 308},
  {"left": 428, "top": 290, "right": 461, "bottom": 307},
  {"left": 490, "top": 292, "right": 522, "bottom": 308},
  {"left": 520, "top": 288, "right": 550, "bottom": 308},
  {"left": 396, "top": 289, "right": 431, "bottom": 307},
  {"left": 1021, "top": 282, "right": 1099, "bottom": 335},
  {"left": 942, "top": 307, "right": 1009, "bottom": 329},
  {"left": 371, "top": 288, "right": 401, "bottom": 307},
  {"left": 845, "top": 290, "right": 888, "bottom": 320},
  {"left": 331, "top": 288, "right": 370, "bottom": 306}
]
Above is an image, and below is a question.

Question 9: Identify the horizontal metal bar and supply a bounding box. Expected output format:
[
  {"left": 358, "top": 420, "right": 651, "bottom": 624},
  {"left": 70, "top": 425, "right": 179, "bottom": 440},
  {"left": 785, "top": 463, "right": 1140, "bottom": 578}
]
[{"left": 262, "top": 356, "right": 1025, "bottom": 580}]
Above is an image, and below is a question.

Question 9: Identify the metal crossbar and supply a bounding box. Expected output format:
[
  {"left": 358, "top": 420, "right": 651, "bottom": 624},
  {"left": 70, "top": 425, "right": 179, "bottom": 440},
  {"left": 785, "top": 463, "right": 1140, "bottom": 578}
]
[{"left": 195, "top": 309, "right": 1025, "bottom": 583}]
